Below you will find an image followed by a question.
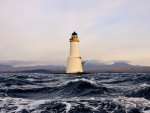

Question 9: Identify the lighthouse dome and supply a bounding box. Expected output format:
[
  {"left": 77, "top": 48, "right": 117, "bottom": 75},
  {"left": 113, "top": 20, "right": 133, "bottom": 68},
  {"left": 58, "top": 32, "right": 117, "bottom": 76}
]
[
  {"left": 72, "top": 32, "right": 77, "bottom": 36},
  {"left": 70, "top": 31, "right": 79, "bottom": 42}
]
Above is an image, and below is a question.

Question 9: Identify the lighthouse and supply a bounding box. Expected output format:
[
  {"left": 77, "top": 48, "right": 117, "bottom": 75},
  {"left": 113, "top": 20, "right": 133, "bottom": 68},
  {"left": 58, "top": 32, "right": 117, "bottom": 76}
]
[{"left": 66, "top": 32, "right": 84, "bottom": 74}]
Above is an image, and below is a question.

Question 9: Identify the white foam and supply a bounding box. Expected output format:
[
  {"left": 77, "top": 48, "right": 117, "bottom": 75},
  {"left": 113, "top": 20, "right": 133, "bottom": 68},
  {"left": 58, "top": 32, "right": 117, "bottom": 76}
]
[
  {"left": 69, "top": 78, "right": 96, "bottom": 85},
  {"left": 140, "top": 83, "right": 150, "bottom": 87},
  {"left": 62, "top": 102, "right": 71, "bottom": 113},
  {"left": 113, "top": 97, "right": 150, "bottom": 112},
  {"left": 144, "top": 110, "right": 150, "bottom": 113},
  {"left": 1, "top": 96, "right": 150, "bottom": 113},
  {"left": 0, "top": 97, "right": 48, "bottom": 113}
]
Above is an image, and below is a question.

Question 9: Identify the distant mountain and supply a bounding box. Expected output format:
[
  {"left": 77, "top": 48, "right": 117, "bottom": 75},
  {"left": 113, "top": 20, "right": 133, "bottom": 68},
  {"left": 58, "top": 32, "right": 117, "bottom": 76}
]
[
  {"left": 111, "top": 62, "right": 133, "bottom": 67},
  {"left": 84, "top": 61, "right": 107, "bottom": 68},
  {"left": 20, "top": 69, "right": 65, "bottom": 74},
  {"left": 84, "top": 61, "right": 150, "bottom": 73},
  {"left": 0, "top": 64, "right": 13, "bottom": 72},
  {"left": 0, "top": 61, "right": 150, "bottom": 73},
  {"left": 0, "top": 64, "right": 65, "bottom": 73},
  {"left": 0, "top": 64, "right": 12, "bottom": 68}
]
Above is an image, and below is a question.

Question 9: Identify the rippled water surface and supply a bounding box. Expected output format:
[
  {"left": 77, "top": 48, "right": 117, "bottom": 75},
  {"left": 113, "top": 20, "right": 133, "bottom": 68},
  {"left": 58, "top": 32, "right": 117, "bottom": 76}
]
[{"left": 0, "top": 73, "right": 150, "bottom": 113}]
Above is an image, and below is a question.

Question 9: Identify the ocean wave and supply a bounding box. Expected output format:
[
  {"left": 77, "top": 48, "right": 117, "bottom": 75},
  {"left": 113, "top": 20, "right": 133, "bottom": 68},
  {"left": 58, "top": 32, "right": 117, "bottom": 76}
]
[
  {"left": 0, "top": 78, "right": 109, "bottom": 99},
  {"left": 113, "top": 97, "right": 150, "bottom": 113},
  {"left": 1, "top": 97, "right": 150, "bottom": 113},
  {"left": 126, "top": 83, "right": 150, "bottom": 100},
  {"left": 0, "top": 73, "right": 150, "bottom": 113},
  {"left": 0, "top": 78, "right": 34, "bottom": 87},
  {"left": 58, "top": 78, "right": 108, "bottom": 97},
  {"left": 0, "top": 86, "right": 57, "bottom": 98}
]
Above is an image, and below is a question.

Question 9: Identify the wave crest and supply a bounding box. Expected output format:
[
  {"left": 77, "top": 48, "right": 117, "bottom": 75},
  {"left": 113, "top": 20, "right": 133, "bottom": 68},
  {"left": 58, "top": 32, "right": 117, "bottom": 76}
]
[
  {"left": 59, "top": 78, "right": 108, "bottom": 96},
  {"left": 126, "top": 84, "right": 150, "bottom": 99}
]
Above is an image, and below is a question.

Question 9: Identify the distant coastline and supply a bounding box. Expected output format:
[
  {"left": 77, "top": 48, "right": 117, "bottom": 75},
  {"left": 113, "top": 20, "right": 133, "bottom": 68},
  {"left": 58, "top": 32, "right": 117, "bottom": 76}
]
[{"left": 0, "top": 62, "right": 150, "bottom": 73}]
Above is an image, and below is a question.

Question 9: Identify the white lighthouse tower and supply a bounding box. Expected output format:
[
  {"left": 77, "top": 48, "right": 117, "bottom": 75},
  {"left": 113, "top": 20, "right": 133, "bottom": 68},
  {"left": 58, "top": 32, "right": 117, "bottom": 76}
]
[{"left": 66, "top": 32, "right": 84, "bottom": 74}]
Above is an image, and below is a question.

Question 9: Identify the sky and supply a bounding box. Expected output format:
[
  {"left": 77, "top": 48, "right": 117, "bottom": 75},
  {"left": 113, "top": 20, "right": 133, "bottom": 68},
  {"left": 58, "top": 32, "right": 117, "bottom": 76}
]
[{"left": 0, "top": 0, "right": 150, "bottom": 66}]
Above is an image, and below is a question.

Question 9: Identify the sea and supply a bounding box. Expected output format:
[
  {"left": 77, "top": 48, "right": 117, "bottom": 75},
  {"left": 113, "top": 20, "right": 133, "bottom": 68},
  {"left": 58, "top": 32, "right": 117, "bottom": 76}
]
[{"left": 0, "top": 73, "right": 150, "bottom": 113}]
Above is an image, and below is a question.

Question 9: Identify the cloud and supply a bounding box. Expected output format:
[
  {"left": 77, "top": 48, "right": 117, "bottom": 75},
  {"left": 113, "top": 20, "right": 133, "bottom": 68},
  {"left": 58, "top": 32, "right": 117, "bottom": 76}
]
[{"left": 0, "top": 0, "right": 150, "bottom": 66}]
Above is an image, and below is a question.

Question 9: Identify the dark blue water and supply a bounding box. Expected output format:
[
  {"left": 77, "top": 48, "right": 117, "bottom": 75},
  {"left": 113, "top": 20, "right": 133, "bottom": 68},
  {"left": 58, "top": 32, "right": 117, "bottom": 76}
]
[{"left": 0, "top": 73, "right": 150, "bottom": 113}]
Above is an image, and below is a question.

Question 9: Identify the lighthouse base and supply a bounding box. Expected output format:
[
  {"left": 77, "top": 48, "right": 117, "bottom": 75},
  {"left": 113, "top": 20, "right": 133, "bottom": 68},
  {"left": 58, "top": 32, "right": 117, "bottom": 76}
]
[{"left": 66, "top": 57, "right": 83, "bottom": 74}]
